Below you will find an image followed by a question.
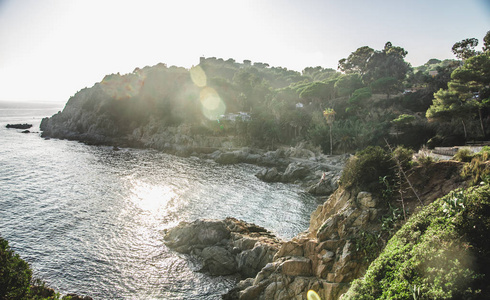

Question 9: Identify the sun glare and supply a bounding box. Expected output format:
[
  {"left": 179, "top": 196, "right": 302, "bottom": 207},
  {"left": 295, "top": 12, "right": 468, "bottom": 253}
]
[{"left": 129, "top": 180, "right": 176, "bottom": 213}]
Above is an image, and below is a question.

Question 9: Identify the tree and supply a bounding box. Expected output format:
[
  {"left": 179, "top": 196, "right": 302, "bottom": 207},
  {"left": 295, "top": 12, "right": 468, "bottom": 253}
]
[
  {"left": 323, "top": 108, "right": 336, "bottom": 155},
  {"left": 334, "top": 74, "right": 363, "bottom": 97},
  {"left": 338, "top": 42, "right": 409, "bottom": 86},
  {"left": 450, "top": 52, "right": 490, "bottom": 136},
  {"left": 299, "top": 81, "right": 334, "bottom": 107},
  {"left": 427, "top": 52, "right": 490, "bottom": 138},
  {"left": 427, "top": 88, "right": 471, "bottom": 138},
  {"left": 391, "top": 114, "right": 416, "bottom": 138},
  {"left": 483, "top": 30, "right": 490, "bottom": 52},
  {"left": 452, "top": 38, "right": 479, "bottom": 60},
  {"left": 370, "top": 77, "right": 400, "bottom": 99},
  {"left": 338, "top": 46, "right": 375, "bottom": 76},
  {"left": 363, "top": 42, "right": 410, "bottom": 84}
]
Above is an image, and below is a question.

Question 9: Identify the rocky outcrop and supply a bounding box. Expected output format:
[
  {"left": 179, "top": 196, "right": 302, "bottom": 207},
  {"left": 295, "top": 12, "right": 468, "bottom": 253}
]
[
  {"left": 255, "top": 153, "right": 346, "bottom": 196},
  {"left": 222, "top": 188, "right": 383, "bottom": 300},
  {"left": 6, "top": 123, "right": 32, "bottom": 129},
  {"left": 164, "top": 218, "right": 282, "bottom": 278}
]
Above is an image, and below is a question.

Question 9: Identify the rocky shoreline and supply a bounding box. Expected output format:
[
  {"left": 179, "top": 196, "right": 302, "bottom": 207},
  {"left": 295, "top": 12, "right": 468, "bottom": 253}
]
[
  {"left": 164, "top": 189, "right": 381, "bottom": 300},
  {"left": 40, "top": 114, "right": 347, "bottom": 195}
]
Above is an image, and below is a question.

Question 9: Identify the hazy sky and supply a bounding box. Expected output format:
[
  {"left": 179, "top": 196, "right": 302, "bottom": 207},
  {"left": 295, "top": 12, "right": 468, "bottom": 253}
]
[{"left": 1, "top": 0, "right": 489, "bottom": 103}]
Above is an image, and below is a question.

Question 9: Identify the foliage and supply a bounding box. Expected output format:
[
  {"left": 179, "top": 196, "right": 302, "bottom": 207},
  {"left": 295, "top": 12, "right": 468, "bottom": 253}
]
[
  {"left": 392, "top": 114, "right": 415, "bottom": 126},
  {"left": 392, "top": 146, "right": 414, "bottom": 171},
  {"left": 348, "top": 87, "right": 372, "bottom": 106},
  {"left": 427, "top": 50, "right": 490, "bottom": 140},
  {"left": 343, "top": 184, "right": 490, "bottom": 300},
  {"left": 334, "top": 74, "right": 363, "bottom": 97},
  {"left": 370, "top": 77, "right": 400, "bottom": 98},
  {"left": 452, "top": 38, "right": 479, "bottom": 60},
  {"left": 42, "top": 33, "right": 490, "bottom": 154},
  {"left": 380, "top": 204, "right": 403, "bottom": 234},
  {"left": 339, "top": 146, "right": 395, "bottom": 194},
  {"left": 442, "top": 189, "right": 468, "bottom": 216},
  {"left": 453, "top": 148, "right": 474, "bottom": 162},
  {"left": 461, "top": 155, "right": 490, "bottom": 186},
  {"left": 354, "top": 230, "right": 381, "bottom": 262},
  {"left": 0, "top": 237, "right": 32, "bottom": 299},
  {"left": 0, "top": 236, "right": 61, "bottom": 300}
]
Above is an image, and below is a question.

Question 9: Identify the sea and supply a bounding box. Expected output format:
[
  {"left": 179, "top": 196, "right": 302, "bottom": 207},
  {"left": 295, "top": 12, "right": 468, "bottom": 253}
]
[{"left": 0, "top": 101, "right": 321, "bottom": 299}]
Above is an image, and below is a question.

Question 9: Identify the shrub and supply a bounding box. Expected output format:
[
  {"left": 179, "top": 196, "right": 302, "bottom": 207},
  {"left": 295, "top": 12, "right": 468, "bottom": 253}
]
[
  {"left": 392, "top": 146, "right": 414, "bottom": 170},
  {"left": 339, "top": 146, "right": 395, "bottom": 195},
  {"left": 0, "top": 236, "right": 61, "bottom": 300},
  {"left": 461, "top": 155, "right": 490, "bottom": 186},
  {"left": 453, "top": 148, "right": 474, "bottom": 162},
  {"left": 0, "top": 236, "right": 32, "bottom": 299}
]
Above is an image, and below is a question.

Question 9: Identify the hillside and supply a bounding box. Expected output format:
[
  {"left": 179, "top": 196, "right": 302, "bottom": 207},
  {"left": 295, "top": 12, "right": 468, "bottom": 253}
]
[{"left": 39, "top": 38, "right": 490, "bottom": 155}]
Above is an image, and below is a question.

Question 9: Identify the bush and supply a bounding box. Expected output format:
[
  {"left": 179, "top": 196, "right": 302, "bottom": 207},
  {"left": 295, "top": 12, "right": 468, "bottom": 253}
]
[
  {"left": 0, "top": 236, "right": 32, "bottom": 299},
  {"left": 0, "top": 236, "right": 62, "bottom": 300},
  {"left": 392, "top": 146, "right": 414, "bottom": 170},
  {"left": 339, "top": 146, "right": 395, "bottom": 194},
  {"left": 453, "top": 148, "right": 474, "bottom": 162},
  {"left": 461, "top": 155, "right": 490, "bottom": 186}
]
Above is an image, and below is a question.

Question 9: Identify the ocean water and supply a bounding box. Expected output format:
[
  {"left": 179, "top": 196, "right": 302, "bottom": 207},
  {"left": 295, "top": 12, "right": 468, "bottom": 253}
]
[{"left": 0, "top": 102, "right": 320, "bottom": 299}]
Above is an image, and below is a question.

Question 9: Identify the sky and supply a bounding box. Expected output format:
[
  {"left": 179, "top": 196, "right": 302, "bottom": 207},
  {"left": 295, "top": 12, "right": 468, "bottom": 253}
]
[{"left": 0, "top": 0, "right": 489, "bottom": 103}]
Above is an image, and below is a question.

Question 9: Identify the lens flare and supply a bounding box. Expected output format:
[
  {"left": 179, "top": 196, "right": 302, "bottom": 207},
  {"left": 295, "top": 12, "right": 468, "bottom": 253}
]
[
  {"left": 200, "top": 87, "right": 226, "bottom": 120},
  {"left": 307, "top": 290, "right": 321, "bottom": 300},
  {"left": 190, "top": 65, "right": 207, "bottom": 88}
]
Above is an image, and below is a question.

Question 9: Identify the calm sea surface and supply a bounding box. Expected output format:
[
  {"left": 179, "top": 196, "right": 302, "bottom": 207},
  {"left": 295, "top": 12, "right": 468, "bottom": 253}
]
[{"left": 0, "top": 102, "right": 320, "bottom": 299}]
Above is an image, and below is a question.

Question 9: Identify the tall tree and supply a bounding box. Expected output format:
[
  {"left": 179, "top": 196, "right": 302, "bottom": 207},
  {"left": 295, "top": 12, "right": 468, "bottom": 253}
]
[
  {"left": 452, "top": 38, "right": 479, "bottom": 60},
  {"left": 427, "top": 52, "right": 490, "bottom": 138},
  {"left": 339, "top": 42, "right": 409, "bottom": 86},
  {"left": 338, "top": 46, "right": 375, "bottom": 76},
  {"left": 323, "top": 108, "right": 336, "bottom": 155}
]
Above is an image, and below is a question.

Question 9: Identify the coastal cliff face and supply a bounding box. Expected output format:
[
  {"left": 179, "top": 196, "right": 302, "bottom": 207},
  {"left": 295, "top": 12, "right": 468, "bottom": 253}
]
[{"left": 225, "top": 188, "right": 378, "bottom": 300}]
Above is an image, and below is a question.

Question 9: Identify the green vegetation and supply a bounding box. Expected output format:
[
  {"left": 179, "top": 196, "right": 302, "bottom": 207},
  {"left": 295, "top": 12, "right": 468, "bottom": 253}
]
[
  {"left": 339, "top": 146, "right": 395, "bottom": 194},
  {"left": 343, "top": 183, "right": 490, "bottom": 300},
  {"left": 0, "top": 236, "right": 73, "bottom": 300}
]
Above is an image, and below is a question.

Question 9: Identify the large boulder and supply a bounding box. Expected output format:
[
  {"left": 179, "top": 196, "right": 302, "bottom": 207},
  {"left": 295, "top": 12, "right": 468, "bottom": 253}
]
[
  {"left": 164, "top": 218, "right": 283, "bottom": 278},
  {"left": 281, "top": 162, "right": 310, "bottom": 182},
  {"left": 163, "top": 219, "right": 230, "bottom": 253}
]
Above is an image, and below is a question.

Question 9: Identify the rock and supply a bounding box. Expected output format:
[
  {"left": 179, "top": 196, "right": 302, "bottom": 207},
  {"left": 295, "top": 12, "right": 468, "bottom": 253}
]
[
  {"left": 164, "top": 218, "right": 282, "bottom": 279},
  {"left": 163, "top": 219, "right": 230, "bottom": 253},
  {"left": 201, "top": 246, "right": 237, "bottom": 275},
  {"left": 307, "top": 173, "right": 339, "bottom": 196},
  {"left": 357, "top": 191, "right": 377, "bottom": 208},
  {"left": 317, "top": 215, "right": 341, "bottom": 241},
  {"left": 6, "top": 123, "right": 32, "bottom": 129},
  {"left": 281, "top": 257, "right": 312, "bottom": 276},
  {"left": 273, "top": 241, "right": 304, "bottom": 259},
  {"left": 281, "top": 162, "right": 310, "bottom": 182},
  {"left": 237, "top": 243, "right": 278, "bottom": 278},
  {"left": 216, "top": 151, "right": 241, "bottom": 164},
  {"left": 255, "top": 167, "right": 280, "bottom": 182},
  {"left": 62, "top": 294, "right": 93, "bottom": 300}
]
